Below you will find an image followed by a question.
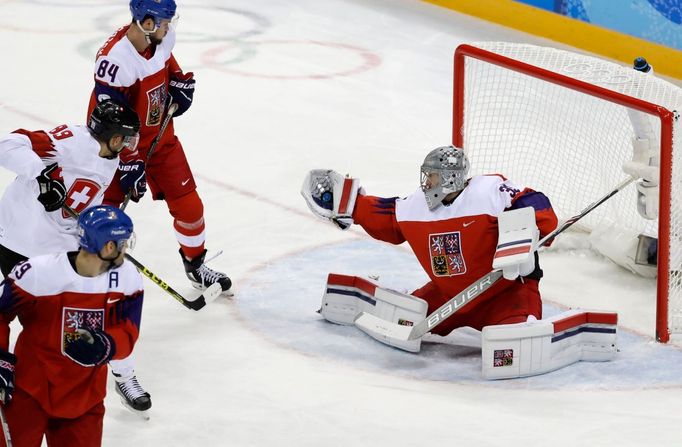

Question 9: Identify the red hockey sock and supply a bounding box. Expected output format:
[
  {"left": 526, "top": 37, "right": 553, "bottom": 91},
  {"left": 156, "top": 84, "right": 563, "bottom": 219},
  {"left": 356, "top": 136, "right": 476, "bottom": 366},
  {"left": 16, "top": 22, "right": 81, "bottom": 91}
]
[{"left": 167, "top": 191, "right": 205, "bottom": 260}]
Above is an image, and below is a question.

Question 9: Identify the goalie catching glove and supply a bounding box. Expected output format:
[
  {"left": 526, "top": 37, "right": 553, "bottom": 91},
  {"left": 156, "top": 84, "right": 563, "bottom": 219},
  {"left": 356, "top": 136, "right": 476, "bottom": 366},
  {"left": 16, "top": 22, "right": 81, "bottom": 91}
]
[
  {"left": 492, "top": 206, "right": 539, "bottom": 281},
  {"left": 301, "top": 169, "right": 361, "bottom": 230}
]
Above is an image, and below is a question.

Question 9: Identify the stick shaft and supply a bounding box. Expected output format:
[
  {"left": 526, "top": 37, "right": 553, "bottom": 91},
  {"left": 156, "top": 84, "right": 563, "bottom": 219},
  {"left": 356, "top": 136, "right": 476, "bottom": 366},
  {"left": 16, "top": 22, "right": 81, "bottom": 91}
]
[
  {"left": 62, "top": 205, "right": 205, "bottom": 310},
  {"left": 121, "top": 103, "right": 178, "bottom": 211}
]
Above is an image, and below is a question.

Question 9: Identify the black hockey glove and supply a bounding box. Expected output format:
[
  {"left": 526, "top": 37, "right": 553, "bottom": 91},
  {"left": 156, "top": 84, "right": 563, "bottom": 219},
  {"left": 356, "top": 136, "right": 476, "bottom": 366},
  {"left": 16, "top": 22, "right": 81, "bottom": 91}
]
[
  {"left": 65, "top": 328, "right": 116, "bottom": 367},
  {"left": 119, "top": 160, "right": 147, "bottom": 202},
  {"left": 168, "top": 72, "right": 195, "bottom": 117},
  {"left": 36, "top": 163, "right": 67, "bottom": 212},
  {"left": 0, "top": 350, "right": 16, "bottom": 404}
]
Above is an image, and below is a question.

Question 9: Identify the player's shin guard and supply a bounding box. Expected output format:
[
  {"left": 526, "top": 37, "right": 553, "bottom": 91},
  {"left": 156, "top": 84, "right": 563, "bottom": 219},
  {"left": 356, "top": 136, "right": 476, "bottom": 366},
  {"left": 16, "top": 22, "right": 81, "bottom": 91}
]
[
  {"left": 482, "top": 309, "right": 617, "bottom": 379},
  {"left": 320, "top": 273, "right": 427, "bottom": 352}
]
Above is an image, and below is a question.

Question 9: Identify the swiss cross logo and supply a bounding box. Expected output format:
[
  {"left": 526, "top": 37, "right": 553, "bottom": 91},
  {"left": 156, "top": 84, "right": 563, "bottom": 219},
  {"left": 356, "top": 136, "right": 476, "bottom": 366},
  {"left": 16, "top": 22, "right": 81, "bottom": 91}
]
[
  {"left": 61, "top": 178, "right": 101, "bottom": 218},
  {"left": 429, "top": 231, "right": 466, "bottom": 277},
  {"left": 146, "top": 82, "right": 166, "bottom": 126}
]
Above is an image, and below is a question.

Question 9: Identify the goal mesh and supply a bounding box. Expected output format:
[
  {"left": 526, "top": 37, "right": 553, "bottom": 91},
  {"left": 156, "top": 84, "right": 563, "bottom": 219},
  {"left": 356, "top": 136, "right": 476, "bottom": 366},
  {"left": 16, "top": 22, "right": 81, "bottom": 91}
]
[{"left": 453, "top": 42, "right": 682, "bottom": 341}]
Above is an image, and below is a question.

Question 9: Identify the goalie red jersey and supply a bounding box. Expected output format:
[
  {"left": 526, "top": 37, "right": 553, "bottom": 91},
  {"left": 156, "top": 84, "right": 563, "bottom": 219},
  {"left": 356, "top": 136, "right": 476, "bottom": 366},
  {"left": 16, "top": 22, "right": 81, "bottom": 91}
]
[
  {"left": 0, "top": 252, "right": 143, "bottom": 418},
  {"left": 352, "top": 174, "right": 558, "bottom": 335}
]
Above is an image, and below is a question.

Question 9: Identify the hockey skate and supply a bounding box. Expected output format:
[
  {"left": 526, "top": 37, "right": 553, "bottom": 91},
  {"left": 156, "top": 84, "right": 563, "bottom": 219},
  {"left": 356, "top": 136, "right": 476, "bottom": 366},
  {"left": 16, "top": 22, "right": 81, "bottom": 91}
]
[
  {"left": 180, "top": 249, "right": 232, "bottom": 294},
  {"left": 113, "top": 373, "right": 152, "bottom": 419}
]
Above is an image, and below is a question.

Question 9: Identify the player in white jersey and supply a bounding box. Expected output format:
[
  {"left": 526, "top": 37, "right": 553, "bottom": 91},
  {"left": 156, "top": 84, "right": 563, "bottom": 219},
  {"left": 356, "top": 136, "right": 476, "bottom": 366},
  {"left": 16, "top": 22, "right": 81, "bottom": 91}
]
[
  {"left": 0, "top": 205, "right": 143, "bottom": 447},
  {"left": 0, "top": 100, "right": 140, "bottom": 276},
  {"left": 0, "top": 100, "right": 152, "bottom": 415}
]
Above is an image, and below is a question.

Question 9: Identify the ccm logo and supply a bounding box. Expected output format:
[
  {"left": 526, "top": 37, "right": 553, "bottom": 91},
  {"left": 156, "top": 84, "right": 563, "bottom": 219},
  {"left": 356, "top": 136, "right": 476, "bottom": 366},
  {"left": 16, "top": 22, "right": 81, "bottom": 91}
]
[{"left": 426, "top": 275, "right": 494, "bottom": 329}]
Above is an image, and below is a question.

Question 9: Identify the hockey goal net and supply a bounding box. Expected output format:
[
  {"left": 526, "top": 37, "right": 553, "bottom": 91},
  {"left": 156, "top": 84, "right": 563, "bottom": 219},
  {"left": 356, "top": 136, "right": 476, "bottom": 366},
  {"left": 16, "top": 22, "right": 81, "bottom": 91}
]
[{"left": 453, "top": 42, "right": 682, "bottom": 342}]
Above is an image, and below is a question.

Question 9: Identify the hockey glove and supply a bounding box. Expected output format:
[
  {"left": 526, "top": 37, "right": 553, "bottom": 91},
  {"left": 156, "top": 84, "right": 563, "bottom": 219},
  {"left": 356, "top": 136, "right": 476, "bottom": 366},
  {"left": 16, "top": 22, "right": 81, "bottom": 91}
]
[
  {"left": 168, "top": 72, "right": 195, "bottom": 117},
  {"left": 119, "top": 160, "right": 147, "bottom": 202},
  {"left": 36, "top": 163, "right": 67, "bottom": 212},
  {"left": 301, "top": 169, "right": 361, "bottom": 231},
  {"left": 65, "top": 328, "right": 116, "bottom": 367},
  {"left": 0, "top": 350, "right": 16, "bottom": 404}
]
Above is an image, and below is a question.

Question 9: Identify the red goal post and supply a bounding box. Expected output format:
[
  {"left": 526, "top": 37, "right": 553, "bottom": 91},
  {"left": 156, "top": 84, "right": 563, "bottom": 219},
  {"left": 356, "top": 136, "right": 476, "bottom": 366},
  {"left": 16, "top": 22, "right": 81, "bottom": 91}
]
[{"left": 452, "top": 42, "right": 681, "bottom": 342}]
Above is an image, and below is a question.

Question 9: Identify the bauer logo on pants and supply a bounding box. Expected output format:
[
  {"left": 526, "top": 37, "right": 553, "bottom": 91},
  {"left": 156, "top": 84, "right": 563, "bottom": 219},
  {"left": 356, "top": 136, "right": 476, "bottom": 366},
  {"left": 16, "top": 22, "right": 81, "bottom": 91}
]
[
  {"left": 61, "top": 307, "right": 104, "bottom": 354},
  {"left": 429, "top": 231, "right": 466, "bottom": 276}
]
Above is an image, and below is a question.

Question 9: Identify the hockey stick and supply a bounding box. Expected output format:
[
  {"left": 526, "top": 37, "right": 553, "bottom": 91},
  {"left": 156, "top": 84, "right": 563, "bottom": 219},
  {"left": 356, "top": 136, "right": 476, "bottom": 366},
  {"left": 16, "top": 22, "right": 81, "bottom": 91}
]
[
  {"left": 62, "top": 205, "right": 220, "bottom": 311},
  {"left": 120, "top": 102, "right": 178, "bottom": 211},
  {"left": 354, "top": 175, "right": 637, "bottom": 343},
  {"left": 0, "top": 403, "right": 12, "bottom": 447}
]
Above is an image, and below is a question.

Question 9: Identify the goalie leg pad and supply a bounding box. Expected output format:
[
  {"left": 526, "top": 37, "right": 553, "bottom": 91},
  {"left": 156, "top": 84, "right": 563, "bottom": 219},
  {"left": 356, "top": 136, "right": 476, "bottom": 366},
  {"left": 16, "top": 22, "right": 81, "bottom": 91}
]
[
  {"left": 482, "top": 309, "right": 617, "bottom": 380},
  {"left": 320, "top": 273, "right": 427, "bottom": 352}
]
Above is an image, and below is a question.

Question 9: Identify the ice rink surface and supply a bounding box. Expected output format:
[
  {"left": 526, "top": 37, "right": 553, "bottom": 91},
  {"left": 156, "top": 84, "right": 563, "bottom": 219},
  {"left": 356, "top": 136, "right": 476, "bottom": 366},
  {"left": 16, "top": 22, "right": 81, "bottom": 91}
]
[{"left": 1, "top": 0, "right": 681, "bottom": 445}]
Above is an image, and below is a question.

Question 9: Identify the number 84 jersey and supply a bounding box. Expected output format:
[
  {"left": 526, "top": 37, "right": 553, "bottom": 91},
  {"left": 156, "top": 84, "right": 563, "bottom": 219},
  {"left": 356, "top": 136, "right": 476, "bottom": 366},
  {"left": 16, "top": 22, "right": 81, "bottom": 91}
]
[{"left": 88, "top": 25, "right": 177, "bottom": 158}]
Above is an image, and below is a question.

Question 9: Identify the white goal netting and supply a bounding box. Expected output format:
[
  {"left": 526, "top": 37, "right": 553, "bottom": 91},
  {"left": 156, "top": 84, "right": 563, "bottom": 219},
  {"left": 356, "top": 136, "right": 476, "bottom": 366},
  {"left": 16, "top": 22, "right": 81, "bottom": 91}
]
[{"left": 456, "top": 42, "right": 682, "bottom": 340}]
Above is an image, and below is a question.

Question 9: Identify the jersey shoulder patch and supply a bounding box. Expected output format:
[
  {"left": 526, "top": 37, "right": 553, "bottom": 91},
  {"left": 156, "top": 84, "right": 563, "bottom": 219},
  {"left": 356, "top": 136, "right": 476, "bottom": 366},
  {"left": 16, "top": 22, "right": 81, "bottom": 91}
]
[{"left": 11, "top": 129, "right": 56, "bottom": 159}]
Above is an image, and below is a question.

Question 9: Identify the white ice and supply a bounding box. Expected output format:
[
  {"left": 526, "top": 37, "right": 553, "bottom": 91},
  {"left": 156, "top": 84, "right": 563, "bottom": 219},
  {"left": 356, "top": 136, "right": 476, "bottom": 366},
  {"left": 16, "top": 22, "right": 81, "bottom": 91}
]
[{"left": 0, "top": 0, "right": 681, "bottom": 445}]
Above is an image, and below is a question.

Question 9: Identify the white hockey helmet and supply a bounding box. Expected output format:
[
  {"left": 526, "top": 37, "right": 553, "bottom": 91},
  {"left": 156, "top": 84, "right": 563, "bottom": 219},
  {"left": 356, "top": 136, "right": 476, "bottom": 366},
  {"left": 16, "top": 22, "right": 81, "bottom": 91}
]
[{"left": 420, "top": 145, "right": 469, "bottom": 210}]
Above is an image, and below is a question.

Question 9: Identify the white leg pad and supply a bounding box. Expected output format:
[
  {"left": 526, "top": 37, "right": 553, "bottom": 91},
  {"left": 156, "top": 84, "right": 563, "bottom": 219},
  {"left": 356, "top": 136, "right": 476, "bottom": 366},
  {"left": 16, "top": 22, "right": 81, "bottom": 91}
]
[
  {"left": 482, "top": 309, "right": 617, "bottom": 380},
  {"left": 320, "top": 273, "right": 428, "bottom": 352}
]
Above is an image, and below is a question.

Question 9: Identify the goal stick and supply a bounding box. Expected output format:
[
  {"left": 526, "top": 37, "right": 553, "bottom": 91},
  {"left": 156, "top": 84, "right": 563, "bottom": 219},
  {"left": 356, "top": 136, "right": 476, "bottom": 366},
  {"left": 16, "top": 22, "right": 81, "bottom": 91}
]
[
  {"left": 120, "top": 102, "right": 178, "bottom": 211},
  {"left": 354, "top": 175, "right": 637, "bottom": 343},
  {"left": 0, "top": 403, "right": 12, "bottom": 447},
  {"left": 62, "top": 205, "right": 219, "bottom": 311}
]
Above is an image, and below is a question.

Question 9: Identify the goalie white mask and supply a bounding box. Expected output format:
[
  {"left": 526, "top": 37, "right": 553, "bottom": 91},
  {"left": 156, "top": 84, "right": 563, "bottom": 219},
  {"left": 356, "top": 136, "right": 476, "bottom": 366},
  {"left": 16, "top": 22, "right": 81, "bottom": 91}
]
[{"left": 420, "top": 145, "right": 469, "bottom": 210}]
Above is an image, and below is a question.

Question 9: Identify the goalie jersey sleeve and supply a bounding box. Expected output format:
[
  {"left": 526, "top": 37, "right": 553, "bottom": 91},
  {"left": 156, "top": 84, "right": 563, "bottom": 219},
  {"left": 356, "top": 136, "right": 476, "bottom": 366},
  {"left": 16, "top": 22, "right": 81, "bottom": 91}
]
[
  {"left": 0, "top": 253, "right": 143, "bottom": 418},
  {"left": 352, "top": 195, "right": 405, "bottom": 244}
]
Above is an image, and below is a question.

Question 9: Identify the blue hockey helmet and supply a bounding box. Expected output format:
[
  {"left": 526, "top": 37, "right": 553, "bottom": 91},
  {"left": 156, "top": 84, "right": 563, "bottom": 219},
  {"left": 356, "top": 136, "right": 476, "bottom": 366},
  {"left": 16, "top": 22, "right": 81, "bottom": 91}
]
[
  {"left": 78, "top": 205, "right": 134, "bottom": 253},
  {"left": 129, "top": 0, "right": 177, "bottom": 26}
]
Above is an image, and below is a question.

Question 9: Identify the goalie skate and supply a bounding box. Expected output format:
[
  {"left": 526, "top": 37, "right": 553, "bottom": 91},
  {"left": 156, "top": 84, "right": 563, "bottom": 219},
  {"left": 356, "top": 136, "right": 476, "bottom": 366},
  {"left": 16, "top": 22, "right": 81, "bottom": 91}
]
[{"left": 180, "top": 249, "right": 232, "bottom": 295}]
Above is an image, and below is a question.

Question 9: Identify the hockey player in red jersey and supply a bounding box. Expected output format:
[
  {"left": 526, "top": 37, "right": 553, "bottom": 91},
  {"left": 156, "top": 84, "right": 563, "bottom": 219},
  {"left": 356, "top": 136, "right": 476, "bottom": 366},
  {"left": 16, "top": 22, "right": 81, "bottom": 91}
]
[
  {"left": 302, "top": 145, "right": 558, "bottom": 337},
  {"left": 88, "top": 0, "right": 232, "bottom": 295},
  {"left": 0, "top": 205, "right": 143, "bottom": 447},
  {"left": 0, "top": 101, "right": 153, "bottom": 416}
]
